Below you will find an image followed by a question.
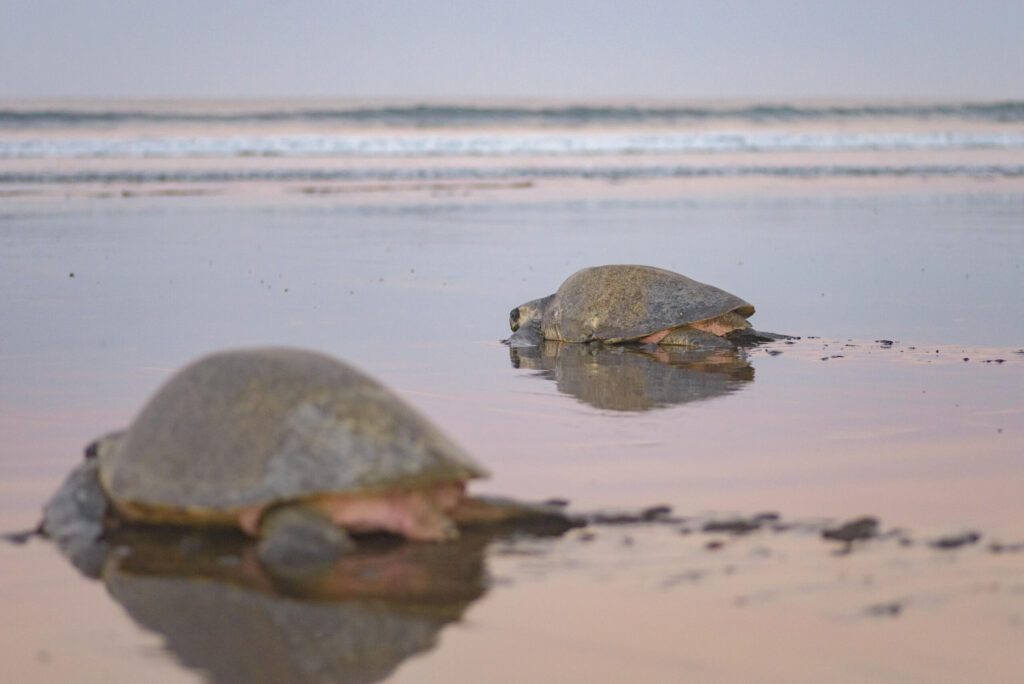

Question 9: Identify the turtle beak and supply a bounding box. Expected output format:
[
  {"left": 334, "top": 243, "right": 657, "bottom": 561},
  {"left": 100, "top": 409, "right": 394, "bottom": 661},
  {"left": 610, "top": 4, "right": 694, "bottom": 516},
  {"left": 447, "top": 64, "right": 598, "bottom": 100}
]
[{"left": 509, "top": 307, "right": 521, "bottom": 332}]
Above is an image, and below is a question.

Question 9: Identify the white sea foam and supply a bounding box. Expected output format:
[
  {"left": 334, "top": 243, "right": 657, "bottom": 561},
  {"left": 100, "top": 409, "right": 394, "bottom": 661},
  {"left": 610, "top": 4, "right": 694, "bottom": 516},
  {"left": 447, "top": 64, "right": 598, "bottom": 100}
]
[
  {"left": 4, "top": 163, "right": 1023, "bottom": 185},
  {"left": 3, "top": 131, "right": 1024, "bottom": 159}
]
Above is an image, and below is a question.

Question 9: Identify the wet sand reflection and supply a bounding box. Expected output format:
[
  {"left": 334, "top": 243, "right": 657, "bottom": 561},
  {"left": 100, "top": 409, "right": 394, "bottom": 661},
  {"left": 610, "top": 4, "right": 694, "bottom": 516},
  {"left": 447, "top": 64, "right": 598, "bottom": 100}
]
[
  {"left": 57, "top": 526, "right": 551, "bottom": 684},
  {"left": 510, "top": 342, "right": 754, "bottom": 411}
]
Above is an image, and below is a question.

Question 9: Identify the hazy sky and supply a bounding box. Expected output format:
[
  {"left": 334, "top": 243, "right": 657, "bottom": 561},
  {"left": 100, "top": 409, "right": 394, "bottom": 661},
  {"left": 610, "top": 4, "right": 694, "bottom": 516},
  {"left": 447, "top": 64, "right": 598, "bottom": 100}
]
[{"left": 2, "top": 0, "right": 1023, "bottom": 100}]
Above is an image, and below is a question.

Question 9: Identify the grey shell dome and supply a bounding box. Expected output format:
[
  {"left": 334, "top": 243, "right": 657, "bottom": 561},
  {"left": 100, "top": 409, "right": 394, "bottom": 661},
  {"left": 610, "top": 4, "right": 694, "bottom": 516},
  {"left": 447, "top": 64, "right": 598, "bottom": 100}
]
[
  {"left": 99, "top": 348, "right": 486, "bottom": 515},
  {"left": 541, "top": 265, "right": 754, "bottom": 343}
]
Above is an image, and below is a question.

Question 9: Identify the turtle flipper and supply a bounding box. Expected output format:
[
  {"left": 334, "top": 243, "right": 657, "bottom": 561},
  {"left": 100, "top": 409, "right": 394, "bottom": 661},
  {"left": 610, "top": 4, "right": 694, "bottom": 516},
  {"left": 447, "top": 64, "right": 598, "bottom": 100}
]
[
  {"left": 505, "top": 321, "right": 544, "bottom": 347},
  {"left": 40, "top": 458, "right": 112, "bottom": 577},
  {"left": 726, "top": 328, "right": 797, "bottom": 346},
  {"left": 451, "top": 495, "right": 584, "bottom": 535},
  {"left": 657, "top": 327, "right": 735, "bottom": 350},
  {"left": 257, "top": 505, "right": 355, "bottom": 570}
]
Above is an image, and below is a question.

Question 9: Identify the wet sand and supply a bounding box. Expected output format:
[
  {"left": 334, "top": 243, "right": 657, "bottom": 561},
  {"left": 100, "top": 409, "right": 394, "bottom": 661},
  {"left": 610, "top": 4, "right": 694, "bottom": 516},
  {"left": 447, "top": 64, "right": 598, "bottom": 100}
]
[{"left": 2, "top": 179, "right": 1023, "bottom": 682}]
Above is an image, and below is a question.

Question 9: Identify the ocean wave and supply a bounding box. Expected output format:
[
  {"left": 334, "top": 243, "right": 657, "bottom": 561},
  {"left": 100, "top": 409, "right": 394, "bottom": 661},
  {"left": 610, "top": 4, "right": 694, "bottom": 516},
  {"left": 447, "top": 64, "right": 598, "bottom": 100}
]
[
  {"left": 4, "top": 131, "right": 1024, "bottom": 159},
  {"left": 4, "top": 163, "right": 1022, "bottom": 185},
  {"left": 2, "top": 101, "right": 1024, "bottom": 128}
]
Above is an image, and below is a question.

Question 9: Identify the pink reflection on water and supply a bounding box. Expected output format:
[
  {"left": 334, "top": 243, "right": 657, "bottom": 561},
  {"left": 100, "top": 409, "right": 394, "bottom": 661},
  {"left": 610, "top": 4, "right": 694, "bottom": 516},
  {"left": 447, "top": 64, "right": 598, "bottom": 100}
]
[{"left": 404, "top": 340, "right": 1024, "bottom": 532}]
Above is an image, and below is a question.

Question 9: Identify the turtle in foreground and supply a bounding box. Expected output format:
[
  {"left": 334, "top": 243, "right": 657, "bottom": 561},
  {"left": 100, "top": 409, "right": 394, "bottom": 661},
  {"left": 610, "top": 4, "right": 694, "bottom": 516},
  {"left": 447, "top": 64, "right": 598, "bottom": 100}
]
[
  {"left": 508, "top": 264, "right": 786, "bottom": 348},
  {"left": 41, "top": 348, "right": 575, "bottom": 570}
]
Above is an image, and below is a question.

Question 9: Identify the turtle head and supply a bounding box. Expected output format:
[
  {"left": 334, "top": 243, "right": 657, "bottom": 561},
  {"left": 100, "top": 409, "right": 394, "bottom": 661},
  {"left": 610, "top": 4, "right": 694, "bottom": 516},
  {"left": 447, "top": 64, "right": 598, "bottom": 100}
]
[
  {"left": 509, "top": 295, "right": 554, "bottom": 333},
  {"left": 507, "top": 295, "right": 554, "bottom": 348},
  {"left": 84, "top": 430, "right": 127, "bottom": 464}
]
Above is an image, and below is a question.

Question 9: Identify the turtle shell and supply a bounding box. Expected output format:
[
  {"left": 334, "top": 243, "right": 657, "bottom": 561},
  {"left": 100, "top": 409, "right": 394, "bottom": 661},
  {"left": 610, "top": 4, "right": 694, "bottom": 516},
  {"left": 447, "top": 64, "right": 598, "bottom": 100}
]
[
  {"left": 98, "top": 348, "right": 486, "bottom": 524},
  {"left": 541, "top": 265, "right": 754, "bottom": 343}
]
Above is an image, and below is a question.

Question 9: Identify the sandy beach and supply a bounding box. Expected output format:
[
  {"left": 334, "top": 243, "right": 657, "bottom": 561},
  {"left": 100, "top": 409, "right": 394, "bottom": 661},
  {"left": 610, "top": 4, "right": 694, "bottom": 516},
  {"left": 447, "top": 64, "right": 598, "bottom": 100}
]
[{"left": 2, "top": 99, "right": 1024, "bottom": 682}]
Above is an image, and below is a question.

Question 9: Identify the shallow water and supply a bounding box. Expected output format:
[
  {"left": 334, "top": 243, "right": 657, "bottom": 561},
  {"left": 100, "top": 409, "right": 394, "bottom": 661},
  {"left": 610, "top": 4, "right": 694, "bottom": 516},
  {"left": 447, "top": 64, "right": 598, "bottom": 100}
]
[{"left": 2, "top": 186, "right": 1023, "bottom": 682}]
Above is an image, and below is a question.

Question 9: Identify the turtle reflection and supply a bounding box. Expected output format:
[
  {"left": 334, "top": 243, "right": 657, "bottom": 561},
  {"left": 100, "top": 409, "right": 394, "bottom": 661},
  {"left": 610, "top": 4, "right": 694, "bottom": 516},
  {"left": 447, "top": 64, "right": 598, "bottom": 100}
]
[
  {"left": 510, "top": 341, "right": 754, "bottom": 411},
  {"left": 59, "top": 526, "right": 530, "bottom": 684}
]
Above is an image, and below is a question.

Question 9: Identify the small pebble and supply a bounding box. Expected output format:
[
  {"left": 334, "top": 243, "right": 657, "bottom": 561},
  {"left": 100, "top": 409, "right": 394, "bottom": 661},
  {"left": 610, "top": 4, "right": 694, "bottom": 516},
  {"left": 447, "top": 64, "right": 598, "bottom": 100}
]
[
  {"left": 702, "top": 519, "right": 761, "bottom": 535},
  {"left": 822, "top": 516, "right": 879, "bottom": 542},
  {"left": 865, "top": 601, "right": 903, "bottom": 617},
  {"left": 989, "top": 542, "right": 1024, "bottom": 554},
  {"left": 930, "top": 531, "right": 981, "bottom": 550},
  {"left": 641, "top": 504, "right": 674, "bottom": 521}
]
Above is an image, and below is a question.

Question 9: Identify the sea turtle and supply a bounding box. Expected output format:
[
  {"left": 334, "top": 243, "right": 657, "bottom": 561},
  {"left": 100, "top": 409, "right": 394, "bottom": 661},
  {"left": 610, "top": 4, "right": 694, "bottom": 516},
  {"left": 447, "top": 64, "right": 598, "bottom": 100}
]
[
  {"left": 41, "top": 348, "right": 573, "bottom": 570},
  {"left": 509, "top": 264, "right": 782, "bottom": 348}
]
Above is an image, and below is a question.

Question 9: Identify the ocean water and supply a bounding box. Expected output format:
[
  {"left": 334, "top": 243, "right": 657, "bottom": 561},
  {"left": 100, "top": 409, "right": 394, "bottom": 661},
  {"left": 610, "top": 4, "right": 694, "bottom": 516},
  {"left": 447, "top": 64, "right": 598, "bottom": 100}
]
[{"left": 2, "top": 99, "right": 1024, "bottom": 185}]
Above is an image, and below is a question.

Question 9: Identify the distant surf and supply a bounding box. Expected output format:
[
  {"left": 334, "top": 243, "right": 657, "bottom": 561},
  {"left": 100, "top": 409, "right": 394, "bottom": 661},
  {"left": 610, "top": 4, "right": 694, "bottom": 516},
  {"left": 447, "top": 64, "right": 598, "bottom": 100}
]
[
  {"left": 4, "top": 130, "right": 1024, "bottom": 160},
  {"left": 5, "top": 163, "right": 1023, "bottom": 185},
  {"left": 3, "top": 100, "right": 1023, "bottom": 187}
]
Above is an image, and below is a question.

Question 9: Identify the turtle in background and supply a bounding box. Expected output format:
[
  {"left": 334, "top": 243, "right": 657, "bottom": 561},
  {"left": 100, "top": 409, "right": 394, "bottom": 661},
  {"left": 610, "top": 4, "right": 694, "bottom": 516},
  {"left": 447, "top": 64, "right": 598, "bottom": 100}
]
[
  {"left": 508, "top": 264, "right": 788, "bottom": 349},
  {"left": 41, "top": 348, "right": 576, "bottom": 572}
]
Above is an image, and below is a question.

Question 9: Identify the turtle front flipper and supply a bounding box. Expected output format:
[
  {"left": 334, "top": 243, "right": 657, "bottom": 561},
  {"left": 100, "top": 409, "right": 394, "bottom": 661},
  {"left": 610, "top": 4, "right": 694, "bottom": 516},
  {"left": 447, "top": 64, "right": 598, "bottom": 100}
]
[
  {"left": 256, "top": 505, "right": 355, "bottom": 570},
  {"left": 506, "top": 322, "right": 544, "bottom": 347},
  {"left": 40, "top": 457, "right": 112, "bottom": 577}
]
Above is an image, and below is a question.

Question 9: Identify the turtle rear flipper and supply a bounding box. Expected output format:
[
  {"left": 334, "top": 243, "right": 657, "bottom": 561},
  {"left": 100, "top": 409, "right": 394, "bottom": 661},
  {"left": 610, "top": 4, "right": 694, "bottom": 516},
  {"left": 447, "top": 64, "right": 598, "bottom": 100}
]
[
  {"left": 451, "top": 496, "right": 584, "bottom": 536},
  {"left": 726, "top": 328, "right": 796, "bottom": 346},
  {"left": 656, "top": 328, "right": 735, "bottom": 349}
]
